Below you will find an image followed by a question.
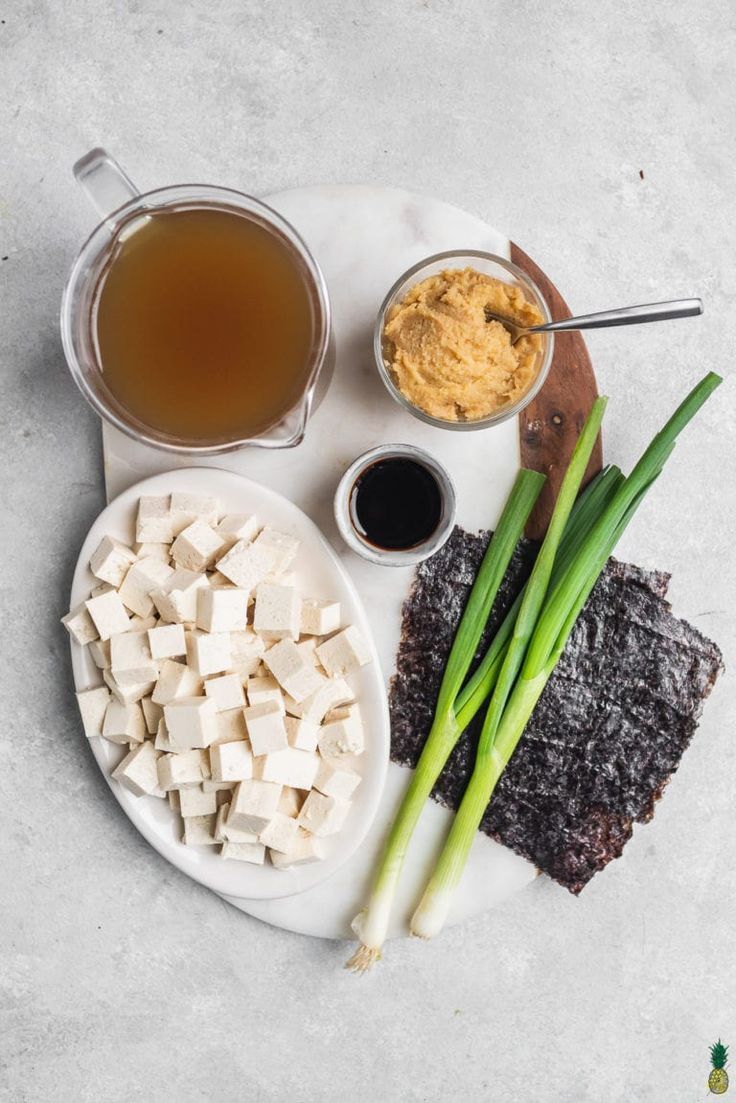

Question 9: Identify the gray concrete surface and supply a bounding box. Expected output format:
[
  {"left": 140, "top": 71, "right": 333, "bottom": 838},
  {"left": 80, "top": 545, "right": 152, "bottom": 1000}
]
[{"left": 2, "top": 2, "right": 735, "bottom": 1100}]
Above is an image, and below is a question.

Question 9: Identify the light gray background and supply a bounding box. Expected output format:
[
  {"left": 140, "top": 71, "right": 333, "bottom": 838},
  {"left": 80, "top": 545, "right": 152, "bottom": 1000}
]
[{"left": 2, "top": 2, "right": 735, "bottom": 1100}]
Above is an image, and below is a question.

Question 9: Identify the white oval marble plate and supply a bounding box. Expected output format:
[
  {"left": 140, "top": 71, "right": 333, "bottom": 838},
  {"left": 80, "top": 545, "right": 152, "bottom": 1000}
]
[{"left": 68, "top": 467, "right": 390, "bottom": 900}]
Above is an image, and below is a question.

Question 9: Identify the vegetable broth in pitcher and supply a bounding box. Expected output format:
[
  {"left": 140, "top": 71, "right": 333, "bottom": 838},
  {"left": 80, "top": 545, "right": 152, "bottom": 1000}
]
[{"left": 93, "top": 206, "right": 315, "bottom": 441}]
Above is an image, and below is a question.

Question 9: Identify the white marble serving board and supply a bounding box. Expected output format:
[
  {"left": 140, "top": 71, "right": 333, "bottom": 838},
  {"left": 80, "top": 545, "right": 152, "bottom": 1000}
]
[{"left": 102, "top": 184, "right": 538, "bottom": 940}]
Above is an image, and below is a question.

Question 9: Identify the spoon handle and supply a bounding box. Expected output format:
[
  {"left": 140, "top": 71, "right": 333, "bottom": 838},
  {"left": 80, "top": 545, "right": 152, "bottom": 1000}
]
[{"left": 529, "top": 298, "right": 703, "bottom": 334}]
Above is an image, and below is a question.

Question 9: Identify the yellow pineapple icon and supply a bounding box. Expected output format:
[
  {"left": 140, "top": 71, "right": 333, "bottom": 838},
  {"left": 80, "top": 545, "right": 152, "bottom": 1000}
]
[{"left": 709, "top": 1040, "right": 729, "bottom": 1095}]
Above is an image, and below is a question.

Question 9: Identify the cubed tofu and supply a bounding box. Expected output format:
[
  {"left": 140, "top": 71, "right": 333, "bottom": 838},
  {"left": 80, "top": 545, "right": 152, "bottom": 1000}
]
[
  {"left": 313, "top": 757, "right": 361, "bottom": 800},
  {"left": 157, "top": 749, "right": 206, "bottom": 791},
  {"left": 88, "top": 638, "right": 112, "bottom": 670},
  {"left": 284, "top": 715, "right": 319, "bottom": 752},
  {"left": 253, "top": 582, "right": 300, "bottom": 641},
  {"left": 102, "top": 699, "right": 146, "bottom": 745},
  {"left": 128, "top": 614, "right": 159, "bottom": 631},
  {"left": 214, "top": 801, "right": 259, "bottom": 843},
  {"left": 300, "top": 599, "right": 341, "bottom": 638},
  {"left": 196, "top": 587, "right": 249, "bottom": 633},
  {"left": 207, "top": 570, "right": 233, "bottom": 588},
  {"left": 170, "top": 493, "right": 219, "bottom": 536},
  {"left": 215, "top": 513, "right": 259, "bottom": 551},
  {"left": 277, "top": 786, "right": 303, "bottom": 817},
  {"left": 297, "top": 791, "right": 352, "bottom": 837},
  {"left": 148, "top": 622, "right": 187, "bottom": 661},
  {"left": 75, "top": 685, "right": 112, "bottom": 738},
  {"left": 244, "top": 701, "right": 288, "bottom": 756},
  {"left": 186, "top": 628, "right": 232, "bottom": 677},
  {"left": 246, "top": 675, "right": 284, "bottom": 711},
  {"left": 89, "top": 535, "right": 137, "bottom": 588},
  {"left": 318, "top": 709, "right": 364, "bottom": 758},
  {"left": 204, "top": 673, "right": 245, "bottom": 712},
  {"left": 183, "top": 813, "right": 218, "bottom": 845},
  {"left": 259, "top": 812, "right": 299, "bottom": 853},
  {"left": 136, "top": 495, "right": 174, "bottom": 543},
  {"left": 61, "top": 603, "right": 100, "bottom": 645},
  {"left": 257, "top": 747, "right": 319, "bottom": 791},
  {"left": 216, "top": 540, "right": 271, "bottom": 592},
  {"left": 163, "top": 696, "right": 218, "bottom": 750},
  {"left": 295, "top": 678, "right": 355, "bottom": 724},
  {"left": 118, "top": 557, "right": 174, "bottom": 618},
  {"left": 227, "top": 779, "right": 282, "bottom": 833},
  {"left": 154, "top": 717, "right": 177, "bottom": 753},
  {"left": 295, "top": 637, "right": 319, "bottom": 666},
  {"left": 263, "top": 638, "right": 325, "bottom": 702},
  {"left": 316, "top": 626, "right": 371, "bottom": 678},
  {"left": 134, "top": 541, "right": 171, "bottom": 562},
  {"left": 151, "top": 659, "right": 202, "bottom": 705},
  {"left": 210, "top": 740, "right": 253, "bottom": 783},
  {"left": 178, "top": 785, "right": 218, "bottom": 817},
  {"left": 151, "top": 569, "right": 209, "bottom": 624},
  {"left": 168, "top": 789, "right": 181, "bottom": 812},
  {"left": 141, "top": 696, "right": 163, "bottom": 736},
  {"left": 112, "top": 740, "right": 160, "bottom": 796},
  {"left": 253, "top": 527, "right": 300, "bottom": 574},
  {"left": 204, "top": 780, "right": 235, "bottom": 794},
  {"left": 103, "top": 668, "right": 155, "bottom": 705},
  {"left": 270, "top": 829, "right": 326, "bottom": 868},
  {"left": 109, "top": 630, "right": 158, "bottom": 686},
  {"left": 221, "top": 839, "right": 266, "bottom": 863},
  {"left": 171, "top": 520, "right": 225, "bottom": 572},
  {"left": 228, "top": 630, "right": 266, "bottom": 677},
  {"left": 90, "top": 583, "right": 114, "bottom": 598},
  {"left": 211, "top": 708, "right": 248, "bottom": 745},
  {"left": 85, "top": 590, "right": 131, "bottom": 641}
]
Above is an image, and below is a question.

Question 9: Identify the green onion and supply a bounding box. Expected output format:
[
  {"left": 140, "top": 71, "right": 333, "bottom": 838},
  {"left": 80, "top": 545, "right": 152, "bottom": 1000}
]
[
  {"left": 410, "top": 372, "right": 721, "bottom": 940},
  {"left": 345, "top": 468, "right": 545, "bottom": 973}
]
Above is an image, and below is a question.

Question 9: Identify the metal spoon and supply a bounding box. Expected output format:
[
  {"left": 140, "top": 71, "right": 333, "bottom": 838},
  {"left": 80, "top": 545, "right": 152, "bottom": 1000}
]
[{"left": 485, "top": 298, "right": 703, "bottom": 344}]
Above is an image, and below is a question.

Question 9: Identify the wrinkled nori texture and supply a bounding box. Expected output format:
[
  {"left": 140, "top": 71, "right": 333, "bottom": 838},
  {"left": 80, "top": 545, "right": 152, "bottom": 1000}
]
[{"left": 389, "top": 527, "right": 724, "bottom": 894}]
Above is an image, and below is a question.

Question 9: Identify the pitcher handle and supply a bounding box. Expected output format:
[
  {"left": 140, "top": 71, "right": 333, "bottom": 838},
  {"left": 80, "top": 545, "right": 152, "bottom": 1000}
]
[{"left": 73, "top": 148, "right": 140, "bottom": 228}]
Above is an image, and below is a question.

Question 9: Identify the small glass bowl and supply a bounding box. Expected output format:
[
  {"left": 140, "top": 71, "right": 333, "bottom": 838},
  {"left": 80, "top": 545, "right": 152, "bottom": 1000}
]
[
  {"left": 334, "top": 444, "right": 456, "bottom": 567},
  {"left": 373, "top": 249, "right": 554, "bottom": 431}
]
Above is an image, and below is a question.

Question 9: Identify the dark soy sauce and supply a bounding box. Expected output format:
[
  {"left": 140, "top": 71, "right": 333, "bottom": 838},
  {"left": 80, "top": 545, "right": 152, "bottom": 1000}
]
[{"left": 350, "top": 457, "right": 443, "bottom": 550}]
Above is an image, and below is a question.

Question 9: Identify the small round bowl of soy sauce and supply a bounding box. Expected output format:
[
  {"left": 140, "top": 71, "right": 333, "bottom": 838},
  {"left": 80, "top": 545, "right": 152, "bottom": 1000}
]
[{"left": 334, "top": 444, "right": 457, "bottom": 566}]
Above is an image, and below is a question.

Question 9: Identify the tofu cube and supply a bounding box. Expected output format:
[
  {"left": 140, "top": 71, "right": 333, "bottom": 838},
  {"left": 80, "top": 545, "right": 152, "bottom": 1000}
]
[
  {"left": 300, "top": 599, "right": 341, "bottom": 638},
  {"left": 277, "top": 786, "right": 303, "bottom": 817},
  {"left": 204, "top": 780, "right": 235, "bottom": 794},
  {"left": 112, "top": 740, "right": 160, "bottom": 797},
  {"left": 186, "top": 629, "right": 232, "bottom": 677},
  {"left": 103, "top": 668, "right": 155, "bottom": 705},
  {"left": 168, "top": 789, "right": 181, "bottom": 812},
  {"left": 204, "top": 673, "right": 245, "bottom": 712},
  {"left": 253, "top": 582, "right": 300, "bottom": 641},
  {"left": 102, "top": 700, "right": 146, "bottom": 745},
  {"left": 215, "top": 801, "right": 259, "bottom": 843},
  {"left": 196, "top": 587, "right": 249, "bottom": 633},
  {"left": 128, "top": 614, "right": 159, "bottom": 631},
  {"left": 88, "top": 639, "right": 111, "bottom": 670},
  {"left": 170, "top": 493, "right": 219, "bottom": 536},
  {"left": 154, "top": 717, "right": 177, "bottom": 753},
  {"left": 284, "top": 715, "right": 319, "bottom": 752},
  {"left": 227, "top": 779, "right": 282, "bottom": 834},
  {"left": 244, "top": 701, "right": 288, "bottom": 756},
  {"left": 212, "top": 708, "right": 248, "bottom": 745},
  {"left": 171, "top": 520, "right": 225, "bottom": 572},
  {"left": 313, "top": 758, "right": 361, "bottom": 800},
  {"left": 109, "top": 630, "right": 158, "bottom": 686},
  {"left": 270, "top": 829, "right": 326, "bottom": 868},
  {"left": 141, "top": 696, "right": 163, "bottom": 735},
  {"left": 221, "top": 839, "right": 266, "bottom": 863},
  {"left": 157, "top": 749, "right": 206, "bottom": 791},
  {"left": 183, "top": 813, "right": 218, "bottom": 845},
  {"left": 296, "top": 678, "right": 355, "bottom": 724},
  {"left": 263, "top": 638, "right": 325, "bottom": 702},
  {"left": 75, "top": 685, "right": 112, "bottom": 738},
  {"left": 89, "top": 535, "right": 136, "bottom": 588},
  {"left": 296, "top": 637, "right": 319, "bottom": 665},
  {"left": 228, "top": 630, "right": 266, "bottom": 676},
  {"left": 84, "top": 590, "right": 131, "bottom": 641},
  {"left": 257, "top": 747, "right": 319, "bottom": 790},
  {"left": 215, "top": 513, "right": 259, "bottom": 551},
  {"left": 253, "top": 527, "right": 300, "bottom": 574},
  {"left": 151, "top": 569, "right": 209, "bottom": 624},
  {"left": 134, "top": 541, "right": 171, "bottom": 562},
  {"left": 210, "top": 740, "right": 253, "bottom": 783},
  {"left": 178, "top": 785, "right": 218, "bottom": 818},
  {"left": 316, "top": 626, "right": 371, "bottom": 678},
  {"left": 61, "top": 603, "right": 100, "bottom": 645},
  {"left": 297, "top": 791, "right": 352, "bottom": 837},
  {"left": 164, "top": 696, "right": 218, "bottom": 750},
  {"left": 318, "top": 709, "right": 364, "bottom": 758},
  {"left": 136, "top": 495, "right": 174, "bottom": 543},
  {"left": 259, "top": 812, "right": 299, "bottom": 853},
  {"left": 152, "top": 659, "right": 203, "bottom": 705},
  {"left": 216, "top": 540, "right": 271, "bottom": 592},
  {"left": 148, "top": 622, "right": 186, "bottom": 661},
  {"left": 118, "top": 557, "right": 174, "bottom": 618},
  {"left": 246, "top": 675, "right": 284, "bottom": 711}
]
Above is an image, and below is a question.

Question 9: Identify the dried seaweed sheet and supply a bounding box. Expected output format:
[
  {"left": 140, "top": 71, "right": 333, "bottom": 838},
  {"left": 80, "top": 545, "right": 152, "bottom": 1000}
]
[{"left": 389, "top": 527, "right": 723, "bottom": 894}]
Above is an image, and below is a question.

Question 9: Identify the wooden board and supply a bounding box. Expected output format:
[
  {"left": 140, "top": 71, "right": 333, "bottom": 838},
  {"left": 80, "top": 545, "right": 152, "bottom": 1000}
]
[{"left": 511, "top": 243, "right": 603, "bottom": 540}]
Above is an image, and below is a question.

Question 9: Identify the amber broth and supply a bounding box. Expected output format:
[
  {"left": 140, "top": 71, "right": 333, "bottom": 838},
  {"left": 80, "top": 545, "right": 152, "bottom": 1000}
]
[{"left": 93, "top": 206, "right": 315, "bottom": 441}]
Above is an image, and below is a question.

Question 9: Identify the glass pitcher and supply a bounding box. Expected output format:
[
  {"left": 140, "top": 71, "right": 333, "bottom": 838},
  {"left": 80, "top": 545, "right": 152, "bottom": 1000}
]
[{"left": 61, "top": 148, "right": 334, "bottom": 453}]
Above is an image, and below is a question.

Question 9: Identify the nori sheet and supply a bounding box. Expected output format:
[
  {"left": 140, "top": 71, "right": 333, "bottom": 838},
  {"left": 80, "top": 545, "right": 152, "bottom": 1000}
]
[{"left": 389, "top": 526, "right": 724, "bottom": 894}]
